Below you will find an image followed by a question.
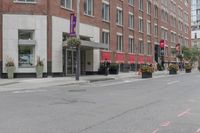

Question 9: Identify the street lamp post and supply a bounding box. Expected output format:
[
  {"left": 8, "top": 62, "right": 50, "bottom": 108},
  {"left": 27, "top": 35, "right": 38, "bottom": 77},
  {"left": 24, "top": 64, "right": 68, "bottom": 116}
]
[{"left": 76, "top": 0, "right": 80, "bottom": 81}]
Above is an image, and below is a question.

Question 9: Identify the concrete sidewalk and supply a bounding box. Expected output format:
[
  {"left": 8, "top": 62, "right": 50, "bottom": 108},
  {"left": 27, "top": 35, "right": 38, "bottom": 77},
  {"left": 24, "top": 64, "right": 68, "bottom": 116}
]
[{"left": 0, "top": 70, "right": 180, "bottom": 92}]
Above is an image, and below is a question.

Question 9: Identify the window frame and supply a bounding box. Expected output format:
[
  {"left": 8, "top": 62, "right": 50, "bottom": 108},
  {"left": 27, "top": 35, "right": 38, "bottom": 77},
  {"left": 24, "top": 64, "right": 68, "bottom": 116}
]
[
  {"left": 116, "top": 7, "right": 123, "bottom": 26},
  {"left": 117, "top": 34, "right": 123, "bottom": 52},
  {"left": 102, "top": 1, "right": 110, "bottom": 22},
  {"left": 84, "top": 0, "right": 94, "bottom": 16},
  {"left": 14, "top": 0, "right": 37, "bottom": 4},
  {"left": 60, "top": 0, "right": 72, "bottom": 10}
]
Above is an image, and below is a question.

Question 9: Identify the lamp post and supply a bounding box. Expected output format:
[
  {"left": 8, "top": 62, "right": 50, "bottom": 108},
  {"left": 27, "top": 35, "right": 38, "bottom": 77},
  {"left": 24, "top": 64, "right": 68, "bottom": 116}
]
[{"left": 76, "top": 0, "right": 80, "bottom": 81}]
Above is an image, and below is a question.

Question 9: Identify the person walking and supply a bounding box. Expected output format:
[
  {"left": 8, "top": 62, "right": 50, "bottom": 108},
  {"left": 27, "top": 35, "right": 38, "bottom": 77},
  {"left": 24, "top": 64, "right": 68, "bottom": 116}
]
[{"left": 104, "top": 59, "right": 110, "bottom": 76}]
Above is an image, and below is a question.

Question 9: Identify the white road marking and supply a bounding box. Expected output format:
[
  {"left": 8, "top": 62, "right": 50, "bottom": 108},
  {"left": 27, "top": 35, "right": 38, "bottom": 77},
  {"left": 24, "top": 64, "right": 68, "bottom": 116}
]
[
  {"left": 167, "top": 80, "right": 180, "bottom": 85},
  {"left": 13, "top": 89, "right": 46, "bottom": 94},
  {"left": 196, "top": 128, "right": 200, "bottom": 132},
  {"left": 177, "top": 108, "right": 191, "bottom": 117},
  {"left": 152, "top": 128, "right": 159, "bottom": 133},
  {"left": 160, "top": 121, "right": 171, "bottom": 127},
  {"left": 123, "top": 80, "right": 131, "bottom": 83}
]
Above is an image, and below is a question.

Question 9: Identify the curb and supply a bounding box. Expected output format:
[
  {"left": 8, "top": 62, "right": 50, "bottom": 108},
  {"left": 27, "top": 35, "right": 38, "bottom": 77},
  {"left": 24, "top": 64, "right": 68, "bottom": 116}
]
[{"left": 89, "top": 78, "right": 115, "bottom": 83}]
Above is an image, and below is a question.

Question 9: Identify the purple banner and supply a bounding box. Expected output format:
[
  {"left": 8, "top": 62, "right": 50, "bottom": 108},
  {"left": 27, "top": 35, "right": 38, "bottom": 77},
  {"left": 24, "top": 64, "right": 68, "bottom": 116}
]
[{"left": 70, "top": 13, "right": 77, "bottom": 37}]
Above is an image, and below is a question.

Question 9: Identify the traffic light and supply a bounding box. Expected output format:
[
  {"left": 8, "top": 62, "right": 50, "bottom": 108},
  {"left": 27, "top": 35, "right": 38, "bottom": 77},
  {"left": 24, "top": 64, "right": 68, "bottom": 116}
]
[{"left": 160, "top": 40, "right": 165, "bottom": 56}]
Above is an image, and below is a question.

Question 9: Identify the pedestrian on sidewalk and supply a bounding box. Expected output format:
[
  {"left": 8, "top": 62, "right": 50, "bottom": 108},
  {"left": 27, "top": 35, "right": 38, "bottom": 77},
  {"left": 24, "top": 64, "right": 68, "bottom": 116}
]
[{"left": 104, "top": 59, "right": 110, "bottom": 76}]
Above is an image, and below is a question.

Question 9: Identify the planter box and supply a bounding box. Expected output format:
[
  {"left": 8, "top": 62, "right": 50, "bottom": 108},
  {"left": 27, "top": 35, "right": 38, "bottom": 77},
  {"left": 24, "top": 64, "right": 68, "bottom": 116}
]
[
  {"left": 109, "top": 69, "right": 119, "bottom": 74},
  {"left": 142, "top": 72, "right": 152, "bottom": 78},
  {"left": 36, "top": 66, "right": 44, "bottom": 78},
  {"left": 169, "top": 70, "right": 177, "bottom": 75},
  {"left": 185, "top": 69, "right": 191, "bottom": 73},
  {"left": 6, "top": 66, "right": 15, "bottom": 79}
]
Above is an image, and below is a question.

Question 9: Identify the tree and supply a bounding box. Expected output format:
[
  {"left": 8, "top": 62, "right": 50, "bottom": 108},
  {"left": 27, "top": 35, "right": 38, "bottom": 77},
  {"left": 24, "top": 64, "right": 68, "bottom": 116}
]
[{"left": 182, "top": 46, "right": 200, "bottom": 68}]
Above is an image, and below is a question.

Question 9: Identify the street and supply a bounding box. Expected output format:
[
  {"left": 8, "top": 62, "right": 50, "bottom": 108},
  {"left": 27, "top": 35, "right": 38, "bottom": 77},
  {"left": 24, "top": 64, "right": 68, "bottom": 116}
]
[{"left": 0, "top": 73, "right": 200, "bottom": 133}]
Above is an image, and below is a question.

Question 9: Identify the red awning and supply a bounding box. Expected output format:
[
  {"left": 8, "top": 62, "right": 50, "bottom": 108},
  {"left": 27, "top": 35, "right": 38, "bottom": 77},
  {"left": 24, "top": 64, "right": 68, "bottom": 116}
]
[
  {"left": 138, "top": 55, "right": 145, "bottom": 64},
  {"left": 101, "top": 51, "right": 111, "bottom": 62},
  {"left": 146, "top": 56, "right": 153, "bottom": 64},
  {"left": 115, "top": 53, "right": 125, "bottom": 63},
  {"left": 128, "top": 54, "right": 135, "bottom": 64}
]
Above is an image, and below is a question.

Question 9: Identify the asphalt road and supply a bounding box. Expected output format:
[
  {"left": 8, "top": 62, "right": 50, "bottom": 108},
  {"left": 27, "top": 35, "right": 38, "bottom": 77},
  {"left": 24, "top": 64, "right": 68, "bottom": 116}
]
[{"left": 0, "top": 73, "right": 200, "bottom": 133}]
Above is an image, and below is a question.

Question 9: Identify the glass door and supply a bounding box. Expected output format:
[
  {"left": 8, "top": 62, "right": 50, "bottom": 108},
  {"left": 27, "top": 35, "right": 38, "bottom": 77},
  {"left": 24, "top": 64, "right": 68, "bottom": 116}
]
[{"left": 66, "top": 50, "right": 76, "bottom": 75}]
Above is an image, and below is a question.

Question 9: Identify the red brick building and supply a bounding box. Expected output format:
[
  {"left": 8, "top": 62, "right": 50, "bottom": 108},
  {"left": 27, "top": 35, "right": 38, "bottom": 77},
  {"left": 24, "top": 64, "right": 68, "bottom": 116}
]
[{"left": 0, "top": 0, "right": 191, "bottom": 78}]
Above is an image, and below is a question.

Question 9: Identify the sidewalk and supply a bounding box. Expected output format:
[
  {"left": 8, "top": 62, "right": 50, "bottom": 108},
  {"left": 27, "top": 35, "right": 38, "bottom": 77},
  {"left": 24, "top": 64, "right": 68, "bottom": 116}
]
[{"left": 0, "top": 70, "right": 174, "bottom": 92}]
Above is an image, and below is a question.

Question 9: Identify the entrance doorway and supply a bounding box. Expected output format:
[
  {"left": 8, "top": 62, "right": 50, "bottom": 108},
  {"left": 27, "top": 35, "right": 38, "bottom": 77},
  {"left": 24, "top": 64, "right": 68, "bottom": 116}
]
[{"left": 66, "top": 50, "right": 76, "bottom": 75}]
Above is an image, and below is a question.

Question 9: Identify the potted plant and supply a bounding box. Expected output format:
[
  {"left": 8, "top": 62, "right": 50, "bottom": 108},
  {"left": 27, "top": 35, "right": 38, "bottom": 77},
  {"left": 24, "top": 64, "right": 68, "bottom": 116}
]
[
  {"left": 198, "top": 66, "right": 200, "bottom": 72},
  {"left": 140, "top": 64, "right": 154, "bottom": 78},
  {"left": 5, "top": 57, "right": 15, "bottom": 79},
  {"left": 109, "top": 63, "right": 119, "bottom": 74},
  {"left": 35, "top": 57, "right": 44, "bottom": 78},
  {"left": 184, "top": 63, "right": 192, "bottom": 73},
  {"left": 168, "top": 63, "right": 178, "bottom": 75},
  {"left": 67, "top": 37, "right": 81, "bottom": 48}
]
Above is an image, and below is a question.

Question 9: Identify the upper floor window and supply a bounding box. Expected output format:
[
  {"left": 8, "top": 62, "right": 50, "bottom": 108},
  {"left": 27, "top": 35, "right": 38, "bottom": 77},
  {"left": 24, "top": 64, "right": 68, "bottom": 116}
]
[
  {"left": 116, "top": 8, "right": 123, "bottom": 25},
  {"left": 147, "top": 21, "right": 151, "bottom": 35},
  {"left": 147, "top": 42, "right": 152, "bottom": 55},
  {"left": 117, "top": 34, "right": 123, "bottom": 52},
  {"left": 128, "top": 37, "right": 134, "bottom": 53},
  {"left": 139, "top": 41, "right": 144, "bottom": 54},
  {"left": 128, "top": 0, "right": 134, "bottom": 6},
  {"left": 14, "top": 0, "right": 36, "bottom": 3},
  {"left": 139, "top": 0, "right": 143, "bottom": 11},
  {"left": 102, "top": 2, "right": 110, "bottom": 21},
  {"left": 147, "top": 0, "right": 151, "bottom": 14},
  {"left": 102, "top": 31, "right": 110, "bottom": 45},
  {"left": 154, "top": 25, "right": 158, "bottom": 37},
  {"left": 154, "top": 6, "right": 158, "bottom": 18},
  {"left": 128, "top": 13, "right": 134, "bottom": 29},
  {"left": 139, "top": 17, "right": 143, "bottom": 32},
  {"left": 84, "top": 0, "right": 93, "bottom": 16},
  {"left": 61, "top": 0, "right": 72, "bottom": 9}
]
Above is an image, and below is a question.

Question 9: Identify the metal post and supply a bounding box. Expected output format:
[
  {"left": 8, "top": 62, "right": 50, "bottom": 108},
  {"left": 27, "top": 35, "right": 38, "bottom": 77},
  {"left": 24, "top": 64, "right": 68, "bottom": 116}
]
[
  {"left": 76, "top": 0, "right": 80, "bottom": 81},
  {"left": 135, "top": 44, "right": 138, "bottom": 72}
]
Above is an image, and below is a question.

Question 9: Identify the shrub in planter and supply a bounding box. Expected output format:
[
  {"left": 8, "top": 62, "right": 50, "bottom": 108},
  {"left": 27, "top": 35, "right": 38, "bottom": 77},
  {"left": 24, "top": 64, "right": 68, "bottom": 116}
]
[
  {"left": 168, "top": 63, "right": 178, "bottom": 75},
  {"left": 98, "top": 64, "right": 106, "bottom": 75},
  {"left": 157, "top": 63, "right": 164, "bottom": 71},
  {"left": 36, "top": 57, "right": 44, "bottom": 78},
  {"left": 5, "top": 57, "right": 15, "bottom": 79},
  {"left": 67, "top": 37, "right": 81, "bottom": 48},
  {"left": 109, "top": 64, "right": 119, "bottom": 74},
  {"left": 184, "top": 63, "right": 192, "bottom": 73},
  {"left": 140, "top": 65, "right": 154, "bottom": 78}
]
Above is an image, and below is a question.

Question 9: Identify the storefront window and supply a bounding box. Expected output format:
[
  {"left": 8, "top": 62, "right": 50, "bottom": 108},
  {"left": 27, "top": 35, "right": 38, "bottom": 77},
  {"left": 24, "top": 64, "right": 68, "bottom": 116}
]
[
  {"left": 19, "top": 30, "right": 34, "bottom": 40},
  {"left": 18, "top": 46, "right": 34, "bottom": 67}
]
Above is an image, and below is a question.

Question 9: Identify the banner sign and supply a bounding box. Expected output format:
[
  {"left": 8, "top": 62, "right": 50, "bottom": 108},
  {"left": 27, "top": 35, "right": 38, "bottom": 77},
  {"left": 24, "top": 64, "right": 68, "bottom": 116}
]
[{"left": 70, "top": 13, "right": 77, "bottom": 37}]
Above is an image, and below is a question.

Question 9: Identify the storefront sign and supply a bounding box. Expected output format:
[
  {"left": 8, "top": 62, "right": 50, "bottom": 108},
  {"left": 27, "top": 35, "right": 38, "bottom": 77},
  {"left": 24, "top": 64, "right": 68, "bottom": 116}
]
[{"left": 70, "top": 13, "right": 77, "bottom": 37}]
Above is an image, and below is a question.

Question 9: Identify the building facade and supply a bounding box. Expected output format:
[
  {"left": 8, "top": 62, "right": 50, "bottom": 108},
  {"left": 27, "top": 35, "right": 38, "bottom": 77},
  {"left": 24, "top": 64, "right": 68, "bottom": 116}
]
[
  {"left": 0, "top": 0, "right": 191, "bottom": 78},
  {"left": 191, "top": 0, "right": 200, "bottom": 48}
]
